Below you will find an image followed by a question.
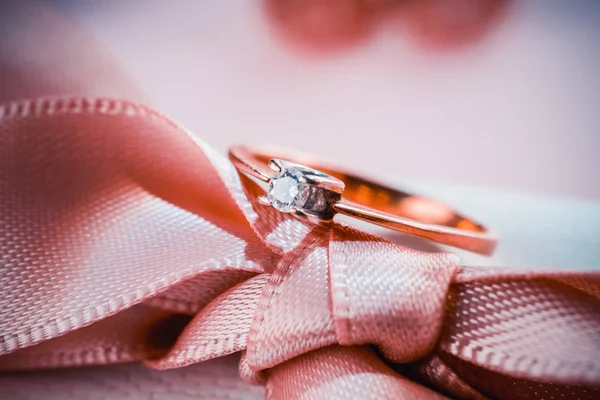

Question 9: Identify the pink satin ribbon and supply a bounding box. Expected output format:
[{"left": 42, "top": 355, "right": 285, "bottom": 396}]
[{"left": 0, "top": 97, "right": 599, "bottom": 399}]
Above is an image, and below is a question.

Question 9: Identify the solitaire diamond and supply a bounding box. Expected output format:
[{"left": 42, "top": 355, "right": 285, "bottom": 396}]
[{"left": 267, "top": 167, "right": 310, "bottom": 212}]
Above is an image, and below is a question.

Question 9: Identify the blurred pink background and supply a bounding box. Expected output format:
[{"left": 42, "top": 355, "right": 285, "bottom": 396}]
[{"left": 19, "top": 1, "right": 600, "bottom": 200}]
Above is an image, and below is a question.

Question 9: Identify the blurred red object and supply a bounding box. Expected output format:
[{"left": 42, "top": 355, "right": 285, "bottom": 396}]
[
  {"left": 403, "top": 0, "right": 509, "bottom": 50},
  {"left": 265, "top": 0, "right": 509, "bottom": 54},
  {"left": 265, "top": 0, "right": 378, "bottom": 53}
]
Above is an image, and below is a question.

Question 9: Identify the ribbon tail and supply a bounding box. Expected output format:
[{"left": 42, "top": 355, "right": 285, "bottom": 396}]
[{"left": 265, "top": 345, "right": 449, "bottom": 400}]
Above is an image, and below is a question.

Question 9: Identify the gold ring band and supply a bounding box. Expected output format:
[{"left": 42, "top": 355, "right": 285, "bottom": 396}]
[{"left": 228, "top": 145, "right": 497, "bottom": 255}]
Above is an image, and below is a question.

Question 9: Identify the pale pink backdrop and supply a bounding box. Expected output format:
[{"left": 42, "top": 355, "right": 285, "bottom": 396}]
[{"left": 48, "top": 0, "right": 600, "bottom": 200}]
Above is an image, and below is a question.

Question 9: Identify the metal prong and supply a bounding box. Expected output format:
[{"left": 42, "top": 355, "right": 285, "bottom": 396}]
[
  {"left": 269, "top": 159, "right": 282, "bottom": 172},
  {"left": 302, "top": 174, "right": 345, "bottom": 194},
  {"left": 257, "top": 195, "right": 271, "bottom": 206}
]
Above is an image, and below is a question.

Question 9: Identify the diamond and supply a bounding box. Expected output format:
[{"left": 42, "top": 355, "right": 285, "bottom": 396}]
[{"left": 267, "top": 166, "right": 310, "bottom": 212}]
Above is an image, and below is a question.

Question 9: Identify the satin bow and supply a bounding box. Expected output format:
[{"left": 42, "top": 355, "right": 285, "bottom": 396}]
[{"left": 0, "top": 96, "right": 599, "bottom": 400}]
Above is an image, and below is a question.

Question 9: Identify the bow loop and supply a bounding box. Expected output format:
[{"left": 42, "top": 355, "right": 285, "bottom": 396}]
[{"left": 0, "top": 98, "right": 272, "bottom": 355}]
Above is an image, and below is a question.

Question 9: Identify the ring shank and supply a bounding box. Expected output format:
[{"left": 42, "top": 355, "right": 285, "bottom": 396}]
[{"left": 229, "top": 146, "right": 497, "bottom": 255}]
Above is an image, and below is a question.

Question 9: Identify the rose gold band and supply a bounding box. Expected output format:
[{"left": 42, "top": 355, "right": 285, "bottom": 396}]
[{"left": 228, "top": 146, "right": 497, "bottom": 255}]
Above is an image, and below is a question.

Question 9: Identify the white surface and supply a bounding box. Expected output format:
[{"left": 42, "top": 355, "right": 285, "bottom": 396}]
[{"left": 405, "top": 181, "right": 600, "bottom": 270}]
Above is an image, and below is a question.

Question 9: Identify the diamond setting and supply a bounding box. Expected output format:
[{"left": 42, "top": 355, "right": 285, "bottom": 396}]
[
  {"left": 262, "top": 159, "right": 344, "bottom": 219},
  {"left": 267, "top": 167, "right": 310, "bottom": 212}
]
